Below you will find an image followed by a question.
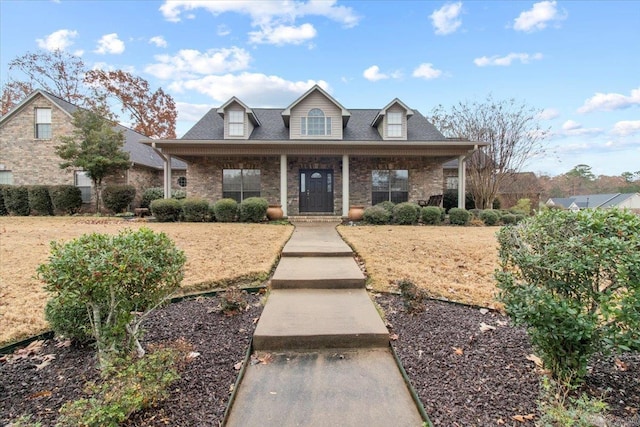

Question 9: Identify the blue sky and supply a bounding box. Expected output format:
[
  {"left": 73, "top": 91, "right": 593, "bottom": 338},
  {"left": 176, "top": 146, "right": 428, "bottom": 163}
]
[{"left": 1, "top": 0, "right": 638, "bottom": 177}]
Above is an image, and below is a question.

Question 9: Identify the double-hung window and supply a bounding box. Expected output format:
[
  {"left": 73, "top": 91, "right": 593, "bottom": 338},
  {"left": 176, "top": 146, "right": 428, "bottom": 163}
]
[
  {"left": 228, "top": 110, "right": 244, "bottom": 137},
  {"left": 0, "top": 171, "right": 13, "bottom": 185},
  {"left": 75, "top": 171, "right": 92, "bottom": 203},
  {"left": 223, "top": 169, "right": 260, "bottom": 202},
  {"left": 387, "top": 112, "right": 402, "bottom": 137},
  {"left": 35, "top": 108, "right": 52, "bottom": 139},
  {"left": 301, "top": 108, "right": 331, "bottom": 136},
  {"left": 372, "top": 170, "right": 409, "bottom": 204}
]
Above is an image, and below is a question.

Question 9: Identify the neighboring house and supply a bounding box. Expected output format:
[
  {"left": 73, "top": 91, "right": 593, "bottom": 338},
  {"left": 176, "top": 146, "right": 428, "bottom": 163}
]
[
  {"left": 0, "top": 90, "right": 186, "bottom": 208},
  {"left": 546, "top": 193, "right": 640, "bottom": 211},
  {"left": 144, "top": 85, "right": 484, "bottom": 217}
]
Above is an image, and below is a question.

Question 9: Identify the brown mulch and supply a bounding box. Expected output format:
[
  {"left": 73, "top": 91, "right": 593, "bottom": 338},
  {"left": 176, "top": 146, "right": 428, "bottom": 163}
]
[{"left": 2, "top": 293, "right": 639, "bottom": 426}]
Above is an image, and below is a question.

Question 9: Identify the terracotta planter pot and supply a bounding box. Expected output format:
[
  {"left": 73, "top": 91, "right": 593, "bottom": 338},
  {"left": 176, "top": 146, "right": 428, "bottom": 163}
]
[
  {"left": 266, "top": 204, "right": 284, "bottom": 220},
  {"left": 348, "top": 206, "right": 365, "bottom": 221}
]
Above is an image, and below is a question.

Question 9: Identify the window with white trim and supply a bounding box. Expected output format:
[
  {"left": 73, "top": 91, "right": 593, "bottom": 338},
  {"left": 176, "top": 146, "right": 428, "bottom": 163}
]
[
  {"left": 74, "top": 171, "right": 92, "bottom": 203},
  {"left": 35, "top": 108, "right": 52, "bottom": 139},
  {"left": 446, "top": 176, "right": 459, "bottom": 190},
  {"left": 387, "top": 112, "right": 402, "bottom": 137},
  {"left": 0, "top": 171, "right": 13, "bottom": 185},
  {"left": 223, "top": 169, "right": 260, "bottom": 202},
  {"left": 228, "top": 110, "right": 244, "bottom": 136},
  {"left": 301, "top": 108, "right": 331, "bottom": 136},
  {"left": 372, "top": 170, "right": 409, "bottom": 204}
]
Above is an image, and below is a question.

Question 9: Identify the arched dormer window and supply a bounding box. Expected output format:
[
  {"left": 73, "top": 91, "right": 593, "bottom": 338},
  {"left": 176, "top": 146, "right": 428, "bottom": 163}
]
[{"left": 301, "top": 108, "right": 331, "bottom": 136}]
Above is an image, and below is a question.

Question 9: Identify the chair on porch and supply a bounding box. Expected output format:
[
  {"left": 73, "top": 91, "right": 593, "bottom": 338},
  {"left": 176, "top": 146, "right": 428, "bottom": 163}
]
[{"left": 418, "top": 195, "right": 443, "bottom": 208}]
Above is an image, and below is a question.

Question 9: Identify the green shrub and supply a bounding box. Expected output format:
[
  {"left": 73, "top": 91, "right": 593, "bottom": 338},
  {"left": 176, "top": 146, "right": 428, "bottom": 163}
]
[
  {"left": 396, "top": 278, "right": 427, "bottom": 313},
  {"left": 28, "top": 185, "right": 54, "bottom": 216},
  {"left": 38, "top": 228, "right": 186, "bottom": 367},
  {"left": 363, "top": 206, "right": 392, "bottom": 225},
  {"left": 393, "top": 202, "right": 420, "bottom": 225},
  {"left": 0, "top": 185, "right": 9, "bottom": 216},
  {"left": 141, "top": 187, "right": 164, "bottom": 209},
  {"left": 50, "top": 185, "right": 83, "bottom": 215},
  {"left": 514, "top": 214, "right": 526, "bottom": 223},
  {"left": 45, "top": 294, "right": 94, "bottom": 343},
  {"left": 501, "top": 213, "right": 517, "bottom": 225},
  {"left": 3, "top": 186, "right": 30, "bottom": 216},
  {"left": 213, "top": 198, "right": 238, "bottom": 222},
  {"left": 469, "top": 208, "right": 482, "bottom": 218},
  {"left": 421, "top": 206, "right": 442, "bottom": 225},
  {"left": 375, "top": 200, "right": 395, "bottom": 213},
  {"left": 57, "top": 346, "right": 185, "bottom": 426},
  {"left": 496, "top": 209, "right": 640, "bottom": 385},
  {"left": 239, "top": 197, "right": 268, "bottom": 222},
  {"left": 102, "top": 185, "right": 136, "bottom": 213},
  {"left": 448, "top": 208, "right": 470, "bottom": 225},
  {"left": 151, "top": 198, "right": 182, "bottom": 222},
  {"left": 172, "top": 189, "right": 186, "bottom": 200},
  {"left": 182, "top": 197, "right": 209, "bottom": 222},
  {"left": 479, "top": 209, "right": 500, "bottom": 226},
  {"left": 208, "top": 203, "right": 216, "bottom": 222}
]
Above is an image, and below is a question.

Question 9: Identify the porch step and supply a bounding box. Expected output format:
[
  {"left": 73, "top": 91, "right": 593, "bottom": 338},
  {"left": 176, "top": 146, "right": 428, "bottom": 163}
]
[
  {"left": 270, "top": 257, "right": 365, "bottom": 289},
  {"left": 287, "top": 215, "right": 343, "bottom": 223},
  {"left": 253, "top": 289, "right": 389, "bottom": 351}
]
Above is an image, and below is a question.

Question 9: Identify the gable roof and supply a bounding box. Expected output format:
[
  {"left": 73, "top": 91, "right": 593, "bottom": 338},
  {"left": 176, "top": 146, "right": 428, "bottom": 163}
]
[
  {"left": 216, "top": 96, "right": 261, "bottom": 127},
  {"left": 281, "top": 85, "right": 351, "bottom": 127},
  {"left": 371, "top": 98, "right": 414, "bottom": 127},
  {"left": 1, "top": 89, "right": 185, "bottom": 170}
]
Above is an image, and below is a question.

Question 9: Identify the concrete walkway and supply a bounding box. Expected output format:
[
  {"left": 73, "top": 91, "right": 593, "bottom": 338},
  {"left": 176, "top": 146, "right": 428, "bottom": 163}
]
[{"left": 224, "top": 222, "right": 425, "bottom": 426}]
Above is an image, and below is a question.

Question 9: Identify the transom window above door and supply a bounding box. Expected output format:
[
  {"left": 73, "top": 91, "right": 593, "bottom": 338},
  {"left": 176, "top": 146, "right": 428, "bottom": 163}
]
[{"left": 301, "top": 108, "right": 331, "bottom": 136}]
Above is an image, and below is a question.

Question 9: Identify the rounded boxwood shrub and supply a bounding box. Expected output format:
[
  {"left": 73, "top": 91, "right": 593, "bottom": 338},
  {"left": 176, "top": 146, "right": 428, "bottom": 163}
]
[
  {"left": 501, "top": 213, "right": 517, "bottom": 225},
  {"left": 375, "top": 200, "right": 395, "bottom": 214},
  {"left": 479, "top": 209, "right": 500, "bottom": 226},
  {"left": 363, "top": 206, "right": 392, "bottom": 225},
  {"left": 50, "top": 185, "right": 83, "bottom": 215},
  {"left": 28, "top": 185, "right": 54, "bottom": 216},
  {"left": 515, "top": 214, "right": 526, "bottom": 223},
  {"left": 421, "top": 206, "right": 442, "bottom": 225},
  {"left": 182, "top": 197, "right": 209, "bottom": 222},
  {"left": 45, "top": 294, "right": 94, "bottom": 343},
  {"left": 102, "top": 185, "right": 136, "bottom": 213},
  {"left": 151, "top": 198, "right": 182, "bottom": 222},
  {"left": 141, "top": 187, "right": 164, "bottom": 209},
  {"left": 239, "top": 197, "right": 268, "bottom": 222},
  {"left": 3, "top": 186, "right": 30, "bottom": 216},
  {"left": 393, "top": 202, "right": 420, "bottom": 225},
  {"left": 449, "top": 208, "right": 471, "bottom": 225},
  {"left": 213, "top": 198, "right": 238, "bottom": 222}
]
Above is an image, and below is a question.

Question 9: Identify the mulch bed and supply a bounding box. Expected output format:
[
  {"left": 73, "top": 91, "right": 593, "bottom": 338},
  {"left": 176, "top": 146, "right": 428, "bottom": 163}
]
[{"left": 2, "top": 293, "right": 639, "bottom": 426}]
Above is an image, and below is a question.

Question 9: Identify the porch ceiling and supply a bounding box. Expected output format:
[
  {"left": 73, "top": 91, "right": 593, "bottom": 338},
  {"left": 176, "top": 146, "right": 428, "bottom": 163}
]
[{"left": 144, "top": 139, "right": 485, "bottom": 158}]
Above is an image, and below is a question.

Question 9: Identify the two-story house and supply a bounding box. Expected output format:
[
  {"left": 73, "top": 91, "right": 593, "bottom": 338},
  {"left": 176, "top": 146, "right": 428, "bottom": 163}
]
[
  {"left": 0, "top": 89, "right": 186, "bottom": 208},
  {"left": 145, "top": 85, "right": 483, "bottom": 217}
]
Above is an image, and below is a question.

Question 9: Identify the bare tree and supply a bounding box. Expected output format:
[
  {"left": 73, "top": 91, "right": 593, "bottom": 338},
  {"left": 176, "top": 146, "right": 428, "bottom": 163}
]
[
  {"left": 1, "top": 80, "right": 34, "bottom": 115},
  {"left": 85, "top": 70, "right": 177, "bottom": 139},
  {"left": 431, "top": 95, "right": 549, "bottom": 209}
]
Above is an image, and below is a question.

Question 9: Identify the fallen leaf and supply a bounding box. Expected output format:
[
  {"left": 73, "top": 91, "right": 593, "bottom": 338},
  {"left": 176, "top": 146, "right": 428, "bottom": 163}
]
[
  {"left": 526, "top": 354, "right": 543, "bottom": 368},
  {"left": 615, "top": 359, "right": 628, "bottom": 371},
  {"left": 479, "top": 308, "right": 489, "bottom": 315},
  {"left": 187, "top": 351, "right": 201, "bottom": 360},
  {"left": 496, "top": 419, "right": 505, "bottom": 425},
  {"left": 258, "top": 353, "right": 273, "bottom": 364},
  {"left": 389, "top": 333, "right": 399, "bottom": 341},
  {"left": 233, "top": 361, "right": 243, "bottom": 371},
  {"left": 34, "top": 354, "right": 55, "bottom": 370},
  {"left": 479, "top": 322, "right": 496, "bottom": 332},
  {"left": 512, "top": 414, "right": 535, "bottom": 422},
  {"left": 55, "top": 339, "right": 71, "bottom": 348},
  {"left": 28, "top": 390, "right": 52, "bottom": 399},
  {"left": 452, "top": 347, "right": 464, "bottom": 355}
]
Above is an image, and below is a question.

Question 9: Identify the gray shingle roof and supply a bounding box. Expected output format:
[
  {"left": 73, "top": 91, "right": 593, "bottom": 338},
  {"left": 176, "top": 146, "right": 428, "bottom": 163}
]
[
  {"left": 548, "top": 193, "right": 637, "bottom": 209},
  {"left": 181, "top": 107, "right": 446, "bottom": 141}
]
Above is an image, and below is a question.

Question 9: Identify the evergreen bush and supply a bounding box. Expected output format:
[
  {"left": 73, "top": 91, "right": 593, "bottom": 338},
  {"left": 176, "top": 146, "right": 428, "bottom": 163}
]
[
  {"left": 448, "top": 208, "right": 470, "bottom": 225},
  {"left": 390, "top": 202, "right": 418, "bottom": 225},
  {"left": 479, "top": 209, "right": 500, "bottom": 226},
  {"left": 50, "top": 185, "right": 83, "bottom": 215},
  {"left": 182, "top": 197, "right": 209, "bottom": 222},
  {"left": 421, "top": 206, "right": 442, "bottom": 225},
  {"left": 102, "top": 185, "right": 136, "bottom": 213},
  {"left": 239, "top": 197, "right": 268, "bottom": 222},
  {"left": 28, "top": 185, "right": 54, "bottom": 215},
  {"left": 3, "top": 186, "right": 30, "bottom": 215},
  {"left": 141, "top": 187, "right": 164, "bottom": 209},
  {"left": 0, "top": 185, "right": 8, "bottom": 216},
  {"left": 375, "top": 200, "right": 395, "bottom": 213},
  {"left": 500, "top": 213, "right": 517, "bottom": 225},
  {"left": 150, "top": 198, "right": 182, "bottom": 222},
  {"left": 363, "top": 206, "right": 392, "bottom": 224},
  {"left": 213, "top": 198, "right": 238, "bottom": 222}
]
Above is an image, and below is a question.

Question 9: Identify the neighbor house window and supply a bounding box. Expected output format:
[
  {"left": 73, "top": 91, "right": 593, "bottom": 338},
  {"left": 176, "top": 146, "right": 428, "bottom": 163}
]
[
  {"left": 387, "top": 112, "right": 402, "bottom": 137},
  {"left": 372, "top": 170, "right": 409, "bottom": 204},
  {"left": 0, "top": 171, "right": 13, "bottom": 185},
  {"left": 223, "top": 169, "right": 260, "bottom": 202},
  {"left": 301, "top": 108, "right": 331, "bottom": 136},
  {"left": 228, "top": 110, "right": 244, "bottom": 136},
  {"left": 74, "top": 171, "right": 92, "bottom": 203},
  {"left": 446, "top": 176, "right": 459, "bottom": 190},
  {"left": 35, "top": 108, "right": 52, "bottom": 139}
]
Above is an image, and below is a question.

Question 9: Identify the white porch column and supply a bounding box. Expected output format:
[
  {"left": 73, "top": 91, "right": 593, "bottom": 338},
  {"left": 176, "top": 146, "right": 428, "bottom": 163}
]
[
  {"left": 280, "top": 154, "right": 288, "bottom": 217},
  {"left": 164, "top": 155, "right": 172, "bottom": 199},
  {"left": 342, "top": 154, "right": 349, "bottom": 217},
  {"left": 457, "top": 155, "right": 466, "bottom": 209}
]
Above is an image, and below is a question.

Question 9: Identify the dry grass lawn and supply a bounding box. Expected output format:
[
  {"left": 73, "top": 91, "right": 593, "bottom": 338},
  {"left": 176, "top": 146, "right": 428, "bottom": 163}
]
[
  {"left": 338, "top": 225, "right": 501, "bottom": 309},
  {"left": 0, "top": 217, "right": 293, "bottom": 346}
]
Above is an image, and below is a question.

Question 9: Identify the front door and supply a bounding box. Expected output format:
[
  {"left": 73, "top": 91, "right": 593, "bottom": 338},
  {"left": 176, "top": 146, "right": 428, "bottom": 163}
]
[{"left": 299, "top": 169, "right": 333, "bottom": 213}]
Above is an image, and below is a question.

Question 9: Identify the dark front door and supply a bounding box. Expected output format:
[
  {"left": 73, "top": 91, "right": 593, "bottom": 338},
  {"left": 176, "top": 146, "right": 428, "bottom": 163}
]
[{"left": 299, "top": 169, "right": 333, "bottom": 213}]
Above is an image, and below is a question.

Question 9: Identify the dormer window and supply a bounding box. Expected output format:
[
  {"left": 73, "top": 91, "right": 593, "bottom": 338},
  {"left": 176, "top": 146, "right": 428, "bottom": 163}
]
[
  {"left": 228, "top": 110, "right": 244, "bottom": 136},
  {"left": 301, "top": 108, "right": 331, "bottom": 136},
  {"left": 387, "top": 112, "right": 402, "bottom": 137}
]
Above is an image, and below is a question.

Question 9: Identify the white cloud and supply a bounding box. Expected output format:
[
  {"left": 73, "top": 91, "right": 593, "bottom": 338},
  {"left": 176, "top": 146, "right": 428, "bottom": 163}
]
[
  {"left": 558, "top": 119, "right": 602, "bottom": 136},
  {"left": 176, "top": 101, "right": 215, "bottom": 122},
  {"left": 149, "top": 36, "right": 167, "bottom": 48},
  {"left": 474, "top": 52, "right": 543, "bottom": 67},
  {"left": 513, "top": 1, "right": 567, "bottom": 32},
  {"left": 412, "top": 63, "right": 443, "bottom": 80},
  {"left": 217, "top": 24, "right": 231, "bottom": 36},
  {"left": 169, "top": 73, "right": 329, "bottom": 105},
  {"left": 249, "top": 23, "right": 317, "bottom": 45},
  {"left": 36, "top": 29, "right": 78, "bottom": 51},
  {"left": 430, "top": 2, "right": 463, "bottom": 35},
  {"left": 159, "top": 0, "right": 359, "bottom": 45},
  {"left": 612, "top": 120, "right": 640, "bottom": 136},
  {"left": 94, "top": 33, "right": 125, "bottom": 54},
  {"left": 537, "top": 108, "right": 560, "bottom": 120},
  {"left": 145, "top": 47, "right": 251, "bottom": 80},
  {"left": 363, "top": 65, "right": 389, "bottom": 82},
  {"left": 577, "top": 88, "right": 640, "bottom": 113}
]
